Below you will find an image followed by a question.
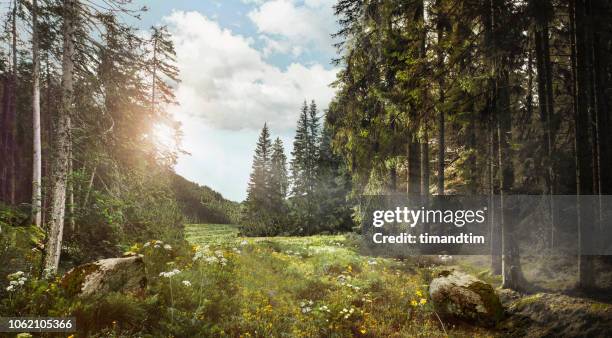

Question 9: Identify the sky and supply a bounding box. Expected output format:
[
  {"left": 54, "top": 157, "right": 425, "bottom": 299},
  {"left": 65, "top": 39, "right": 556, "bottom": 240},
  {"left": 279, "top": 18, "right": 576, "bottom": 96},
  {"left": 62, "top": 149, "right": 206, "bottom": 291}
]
[{"left": 130, "top": 0, "right": 340, "bottom": 202}]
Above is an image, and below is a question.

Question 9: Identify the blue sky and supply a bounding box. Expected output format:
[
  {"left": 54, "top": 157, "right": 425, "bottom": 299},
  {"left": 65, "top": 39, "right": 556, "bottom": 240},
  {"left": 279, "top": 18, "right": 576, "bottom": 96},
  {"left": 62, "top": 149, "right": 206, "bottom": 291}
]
[{"left": 129, "top": 0, "right": 340, "bottom": 201}]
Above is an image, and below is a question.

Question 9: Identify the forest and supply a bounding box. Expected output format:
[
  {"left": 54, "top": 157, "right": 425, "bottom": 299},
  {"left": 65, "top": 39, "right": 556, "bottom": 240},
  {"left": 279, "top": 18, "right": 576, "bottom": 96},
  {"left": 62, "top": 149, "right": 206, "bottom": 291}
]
[{"left": 1, "top": 0, "right": 612, "bottom": 337}]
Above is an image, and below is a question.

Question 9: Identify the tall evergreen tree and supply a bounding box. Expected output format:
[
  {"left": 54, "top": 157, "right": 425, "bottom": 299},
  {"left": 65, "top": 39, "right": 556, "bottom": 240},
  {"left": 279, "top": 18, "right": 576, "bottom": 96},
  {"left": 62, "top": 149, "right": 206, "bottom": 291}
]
[
  {"left": 269, "top": 137, "right": 289, "bottom": 229},
  {"left": 291, "top": 101, "right": 310, "bottom": 198},
  {"left": 270, "top": 137, "right": 288, "bottom": 202},
  {"left": 246, "top": 123, "right": 272, "bottom": 212}
]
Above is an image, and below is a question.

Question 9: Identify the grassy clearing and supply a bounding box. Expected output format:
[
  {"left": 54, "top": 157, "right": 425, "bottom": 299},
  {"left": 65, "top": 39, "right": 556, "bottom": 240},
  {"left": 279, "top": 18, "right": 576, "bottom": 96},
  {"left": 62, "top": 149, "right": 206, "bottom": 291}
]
[{"left": 182, "top": 224, "right": 495, "bottom": 337}]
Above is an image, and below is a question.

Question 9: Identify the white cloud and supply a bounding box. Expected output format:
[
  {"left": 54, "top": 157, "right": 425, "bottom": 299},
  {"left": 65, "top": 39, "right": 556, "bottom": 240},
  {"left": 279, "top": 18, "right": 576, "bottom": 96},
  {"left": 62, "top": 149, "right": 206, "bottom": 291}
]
[
  {"left": 247, "top": 0, "right": 337, "bottom": 57},
  {"left": 164, "top": 11, "right": 338, "bottom": 132}
]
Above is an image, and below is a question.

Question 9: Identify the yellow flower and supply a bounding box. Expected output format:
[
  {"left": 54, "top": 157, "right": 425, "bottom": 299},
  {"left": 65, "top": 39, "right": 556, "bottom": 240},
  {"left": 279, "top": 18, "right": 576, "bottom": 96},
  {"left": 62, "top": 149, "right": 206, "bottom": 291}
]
[
  {"left": 359, "top": 328, "right": 367, "bottom": 334},
  {"left": 410, "top": 300, "right": 418, "bottom": 307},
  {"left": 419, "top": 298, "right": 427, "bottom": 305},
  {"left": 415, "top": 290, "right": 423, "bottom": 297}
]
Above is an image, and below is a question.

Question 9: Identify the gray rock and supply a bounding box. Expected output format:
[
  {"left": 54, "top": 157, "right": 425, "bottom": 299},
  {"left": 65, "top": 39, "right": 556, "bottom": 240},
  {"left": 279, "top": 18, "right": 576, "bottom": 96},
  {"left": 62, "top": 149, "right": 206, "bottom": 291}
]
[
  {"left": 429, "top": 270, "right": 504, "bottom": 327},
  {"left": 61, "top": 256, "right": 146, "bottom": 297}
]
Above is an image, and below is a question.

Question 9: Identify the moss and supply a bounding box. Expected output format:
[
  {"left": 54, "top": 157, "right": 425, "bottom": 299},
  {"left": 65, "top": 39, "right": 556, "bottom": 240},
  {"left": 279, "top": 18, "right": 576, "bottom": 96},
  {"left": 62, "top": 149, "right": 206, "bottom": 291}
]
[
  {"left": 467, "top": 281, "right": 504, "bottom": 324},
  {"left": 61, "top": 263, "right": 102, "bottom": 297},
  {"left": 513, "top": 294, "right": 544, "bottom": 308},
  {"left": 0, "top": 225, "right": 45, "bottom": 278},
  {"left": 589, "top": 302, "right": 611, "bottom": 313}
]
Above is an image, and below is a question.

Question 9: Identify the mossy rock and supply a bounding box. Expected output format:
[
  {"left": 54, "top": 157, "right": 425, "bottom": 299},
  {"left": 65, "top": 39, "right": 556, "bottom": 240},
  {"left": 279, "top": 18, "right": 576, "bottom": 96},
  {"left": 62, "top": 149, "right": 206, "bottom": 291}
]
[
  {"left": 61, "top": 256, "right": 146, "bottom": 297},
  {"left": 429, "top": 270, "right": 504, "bottom": 327}
]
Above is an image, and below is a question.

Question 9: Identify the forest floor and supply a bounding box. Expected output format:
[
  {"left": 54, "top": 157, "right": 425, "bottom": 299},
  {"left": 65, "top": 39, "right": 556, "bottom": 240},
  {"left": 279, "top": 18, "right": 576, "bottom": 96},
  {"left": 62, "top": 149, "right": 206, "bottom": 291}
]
[
  {"left": 183, "top": 224, "right": 612, "bottom": 337},
  {"left": 184, "top": 224, "right": 497, "bottom": 337}
]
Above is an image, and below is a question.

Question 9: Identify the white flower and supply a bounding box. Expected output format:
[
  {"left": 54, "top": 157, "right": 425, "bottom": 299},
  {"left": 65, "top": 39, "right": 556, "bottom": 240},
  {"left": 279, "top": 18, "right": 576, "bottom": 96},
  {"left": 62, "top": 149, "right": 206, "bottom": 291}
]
[
  {"left": 367, "top": 259, "right": 378, "bottom": 265},
  {"left": 205, "top": 256, "right": 219, "bottom": 264},
  {"left": 159, "top": 269, "right": 181, "bottom": 278},
  {"left": 163, "top": 244, "right": 172, "bottom": 250},
  {"left": 6, "top": 285, "right": 14, "bottom": 292},
  {"left": 181, "top": 280, "right": 192, "bottom": 287},
  {"left": 240, "top": 240, "right": 248, "bottom": 246},
  {"left": 143, "top": 242, "right": 150, "bottom": 247}
]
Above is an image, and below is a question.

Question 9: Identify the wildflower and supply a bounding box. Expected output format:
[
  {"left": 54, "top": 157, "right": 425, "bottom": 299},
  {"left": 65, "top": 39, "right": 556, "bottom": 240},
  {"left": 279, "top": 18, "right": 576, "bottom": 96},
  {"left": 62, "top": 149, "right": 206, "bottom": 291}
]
[
  {"left": 143, "top": 242, "right": 150, "bottom": 247},
  {"left": 367, "top": 259, "right": 377, "bottom": 265},
  {"left": 182, "top": 280, "right": 192, "bottom": 287},
  {"left": 420, "top": 298, "right": 427, "bottom": 305},
  {"left": 410, "top": 300, "right": 418, "bottom": 307},
  {"left": 360, "top": 328, "right": 367, "bottom": 334},
  {"left": 6, "top": 285, "right": 14, "bottom": 292},
  {"left": 415, "top": 290, "right": 423, "bottom": 298},
  {"left": 163, "top": 244, "right": 172, "bottom": 250},
  {"left": 240, "top": 240, "right": 248, "bottom": 246},
  {"left": 159, "top": 269, "right": 181, "bottom": 278}
]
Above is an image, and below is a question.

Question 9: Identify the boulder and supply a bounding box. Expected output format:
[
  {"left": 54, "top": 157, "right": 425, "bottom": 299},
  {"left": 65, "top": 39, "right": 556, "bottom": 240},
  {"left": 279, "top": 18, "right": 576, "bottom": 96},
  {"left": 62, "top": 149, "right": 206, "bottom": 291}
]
[
  {"left": 61, "top": 256, "right": 146, "bottom": 297},
  {"left": 429, "top": 270, "right": 503, "bottom": 327}
]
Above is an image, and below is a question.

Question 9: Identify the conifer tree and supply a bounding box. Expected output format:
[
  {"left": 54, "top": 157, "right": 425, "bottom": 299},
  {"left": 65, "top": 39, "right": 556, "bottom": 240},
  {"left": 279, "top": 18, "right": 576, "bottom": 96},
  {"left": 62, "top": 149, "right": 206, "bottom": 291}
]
[
  {"left": 306, "top": 100, "right": 320, "bottom": 195},
  {"left": 290, "top": 101, "right": 310, "bottom": 198},
  {"left": 246, "top": 123, "right": 272, "bottom": 213},
  {"left": 269, "top": 137, "right": 289, "bottom": 229},
  {"left": 270, "top": 137, "right": 288, "bottom": 202}
]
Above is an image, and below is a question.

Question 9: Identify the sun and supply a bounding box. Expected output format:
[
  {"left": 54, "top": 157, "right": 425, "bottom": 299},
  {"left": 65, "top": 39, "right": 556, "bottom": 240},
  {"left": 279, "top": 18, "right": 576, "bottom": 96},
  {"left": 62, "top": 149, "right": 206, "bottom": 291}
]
[{"left": 151, "top": 122, "right": 180, "bottom": 152}]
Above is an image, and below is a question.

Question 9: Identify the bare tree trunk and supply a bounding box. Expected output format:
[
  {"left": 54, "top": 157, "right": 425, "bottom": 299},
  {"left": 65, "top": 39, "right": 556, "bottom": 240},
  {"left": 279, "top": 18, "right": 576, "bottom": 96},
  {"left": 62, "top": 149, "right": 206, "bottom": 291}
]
[
  {"left": 497, "top": 71, "right": 524, "bottom": 290},
  {"left": 532, "top": 0, "right": 557, "bottom": 248},
  {"left": 68, "top": 144, "right": 75, "bottom": 232},
  {"left": 407, "top": 138, "right": 421, "bottom": 196},
  {"left": 43, "top": 0, "right": 76, "bottom": 276},
  {"left": 489, "top": 100, "right": 502, "bottom": 274},
  {"left": 6, "top": 0, "right": 19, "bottom": 205},
  {"left": 436, "top": 4, "right": 445, "bottom": 196},
  {"left": 82, "top": 165, "right": 96, "bottom": 207},
  {"left": 421, "top": 131, "right": 430, "bottom": 197},
  {"left": 32, "top": 0, "right": 42, "bottom": 227},
  {"left": 572, "top": 0, "right": 597, "bottom": 291}
]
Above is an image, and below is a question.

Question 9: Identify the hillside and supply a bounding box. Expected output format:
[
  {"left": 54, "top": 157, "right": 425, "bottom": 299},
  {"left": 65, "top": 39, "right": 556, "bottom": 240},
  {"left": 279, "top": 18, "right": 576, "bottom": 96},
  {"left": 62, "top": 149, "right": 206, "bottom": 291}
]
[{"left": 171, "top": 173, "right": 241, "bottom": 225}]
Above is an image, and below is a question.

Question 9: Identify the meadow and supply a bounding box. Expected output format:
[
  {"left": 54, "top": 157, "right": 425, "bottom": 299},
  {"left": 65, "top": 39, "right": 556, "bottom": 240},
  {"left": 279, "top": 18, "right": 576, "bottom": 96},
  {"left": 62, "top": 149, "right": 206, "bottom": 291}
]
[{"left": 170, "top": 224, "right": 495, "bottom": 337}]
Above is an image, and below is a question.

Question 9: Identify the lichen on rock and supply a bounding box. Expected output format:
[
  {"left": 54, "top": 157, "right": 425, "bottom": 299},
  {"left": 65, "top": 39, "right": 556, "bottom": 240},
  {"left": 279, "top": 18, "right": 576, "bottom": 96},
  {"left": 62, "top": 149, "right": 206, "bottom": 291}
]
[
  {"left": 429, "top": 269, "right": 504, "bottom": 327},
  {"left": 61, "top": 256, "right": 146, "bottom": 297}
]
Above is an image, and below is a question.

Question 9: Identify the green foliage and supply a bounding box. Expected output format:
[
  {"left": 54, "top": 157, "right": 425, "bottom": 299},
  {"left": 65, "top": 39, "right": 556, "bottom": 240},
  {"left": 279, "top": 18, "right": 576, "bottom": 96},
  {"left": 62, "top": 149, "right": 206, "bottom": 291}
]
[{"left": 171, "top": 173, "right": 240, "bottom": 224}]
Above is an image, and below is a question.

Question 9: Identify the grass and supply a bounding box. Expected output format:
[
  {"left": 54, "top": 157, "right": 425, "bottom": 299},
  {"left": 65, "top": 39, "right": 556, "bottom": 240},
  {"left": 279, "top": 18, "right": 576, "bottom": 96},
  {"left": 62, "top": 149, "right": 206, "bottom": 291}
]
[{"left": 182, "top": 224, "right": 496, "bottom": 337}]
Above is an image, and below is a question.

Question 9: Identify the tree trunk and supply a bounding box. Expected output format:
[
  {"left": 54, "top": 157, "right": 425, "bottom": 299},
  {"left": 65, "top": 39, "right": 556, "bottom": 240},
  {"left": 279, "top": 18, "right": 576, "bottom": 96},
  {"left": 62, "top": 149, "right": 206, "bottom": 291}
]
[
  {"left": 43, "top": 0, "right": 77, "bottom": 276},
  {"left": 532, "top": 0, "right": 557, "bottom": 248},
  {"left": 421, "top": 131, "right": 430, "bottom": 197},
  {"left": 489, "top": 97, "right": 502, "bottom": 275},
  {"left": 32, "top": 0, "right": 42, "bottom": 227},
  {"left": 407, "top": 136, "right": 421, "bottom": 196},
  {"left": 572, "top": 0, "right": 596, "bottom": 290},
  {"left": 436, "top": 4, "right": 445, "bottom": 196}
]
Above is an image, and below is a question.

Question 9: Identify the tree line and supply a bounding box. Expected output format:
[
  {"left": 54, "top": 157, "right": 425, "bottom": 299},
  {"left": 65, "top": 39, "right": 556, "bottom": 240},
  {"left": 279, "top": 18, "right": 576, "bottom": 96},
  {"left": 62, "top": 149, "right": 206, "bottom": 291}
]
[
  {"left": 242, "top": 100, "right": 353, "bottom": 236},
  {"left": 327, "top": 0, "right": 612, "bottom": 291}
]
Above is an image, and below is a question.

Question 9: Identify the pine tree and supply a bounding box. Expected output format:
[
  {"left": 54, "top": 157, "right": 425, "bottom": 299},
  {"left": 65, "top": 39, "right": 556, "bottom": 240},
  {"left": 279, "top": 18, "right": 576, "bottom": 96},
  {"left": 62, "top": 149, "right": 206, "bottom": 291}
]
[
  {"left": 306, "top": 100, "right": 320, "bottom": 195},
  {"left": 269, "top": 137, "right": 288, "bottom": 229},
  {"left": 270, "top": 137, "right": 288, "bottom": 202},
  {"left": 246, "top": 123, "right": 272, "bottom": 212},
  {"left": 290, "top": 101, "right": 310, "bottom": 198}
]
